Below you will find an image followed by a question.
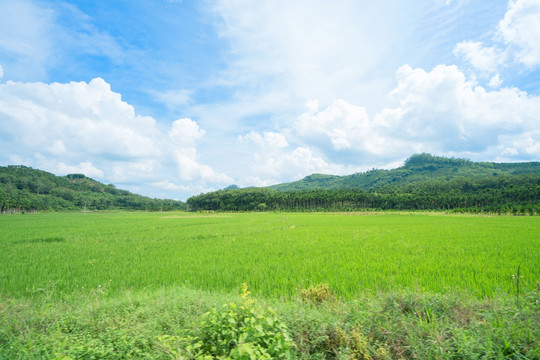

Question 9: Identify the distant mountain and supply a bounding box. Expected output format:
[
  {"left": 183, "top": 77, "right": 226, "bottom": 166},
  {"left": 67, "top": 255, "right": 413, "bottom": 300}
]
[
  {"left": 0, "top": 165, "right": 185, "bottom": 213},
  {"left": 268, "top": 153, "right": 540, "bottom": 191},
  {"left": 187, "top": 153, "right": 540, "bottom": 213}
]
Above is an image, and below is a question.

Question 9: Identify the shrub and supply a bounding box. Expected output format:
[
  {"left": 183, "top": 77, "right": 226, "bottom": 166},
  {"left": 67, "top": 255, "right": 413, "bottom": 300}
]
[{"left": 157, "top": 284, "right": 295, "bottom": 359}]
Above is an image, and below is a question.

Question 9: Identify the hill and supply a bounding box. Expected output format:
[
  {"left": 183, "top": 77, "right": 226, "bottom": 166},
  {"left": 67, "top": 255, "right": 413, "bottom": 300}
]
[
  {"left": 187, "top": 154, "right": 540, "bottom": 213},
  {"left": 268, "top": 153, "right": 540, "bottom": 191},
  {"left": 0, "top": 165, "right": 185, "bottom": 213}
]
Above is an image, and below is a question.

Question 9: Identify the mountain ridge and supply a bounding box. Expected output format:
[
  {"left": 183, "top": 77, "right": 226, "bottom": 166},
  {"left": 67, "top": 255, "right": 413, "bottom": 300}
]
[{"left": 267, "top": 153, "right": 540, "bottom": 191}]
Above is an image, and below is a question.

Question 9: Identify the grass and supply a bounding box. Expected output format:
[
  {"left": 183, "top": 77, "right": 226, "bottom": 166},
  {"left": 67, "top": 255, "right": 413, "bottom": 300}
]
[
  {"left": 0, "top": 211, "right": 539, "bottom": 358},
  {"left": 1, "top": 212, "right": 538, "bottom": 299},
  {"left": 1, "top": 285, "right": 538, "bottom": 359}
]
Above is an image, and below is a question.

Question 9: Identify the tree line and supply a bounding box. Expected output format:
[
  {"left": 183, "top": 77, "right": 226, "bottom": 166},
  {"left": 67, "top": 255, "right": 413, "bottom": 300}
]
[{"left": 187, "top": 174, "right": 540, "bottom": 214}]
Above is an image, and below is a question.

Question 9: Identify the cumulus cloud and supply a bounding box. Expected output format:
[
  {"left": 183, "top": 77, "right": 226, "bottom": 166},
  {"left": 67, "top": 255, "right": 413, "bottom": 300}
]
[
  {"left": 0, "top": 64, "right": 3, "bottom": 79},
  {"left": 0, "top": 77, "right": 231, "bottom": 199},
  {"left": 376, "top": 64, "right": 539, "bottom": 159},
  {"left": 387, "top": 64, "right": 538, "bottom": 134},
  {"left": 244, "top": 63, "right": 540, "bottom": 176},
  {"left": 455, "top": 0, "right": 540, "bottom": 72},
  {"left": 237, "top": 130, "right": 358, "bottom": 186},
  {"left": 453, "top": 41, "right": 504, "bottom": 73},
  {"left": 295, "top": 99, "right": 371, "bottom": 151},
  {"left": 488, "top": 74, "right": 503, "bottom": 88},
  {"left": 498, "top": 0, "right": 540, "bottom": 67},
  {"left": 0, "top": 78, "right": 159, "bottom": 159},
  {"left": 169, "top": 118, "right": 233, "bottom": 183}
]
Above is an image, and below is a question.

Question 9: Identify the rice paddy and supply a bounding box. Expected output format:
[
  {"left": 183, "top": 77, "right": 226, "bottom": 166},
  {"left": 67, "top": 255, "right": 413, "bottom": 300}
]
[{"left": 1, "top": 211, "right": 538, "bottom": 299}]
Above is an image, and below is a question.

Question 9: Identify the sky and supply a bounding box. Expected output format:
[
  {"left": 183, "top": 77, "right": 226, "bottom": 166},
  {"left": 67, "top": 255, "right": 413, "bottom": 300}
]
[{"left": 0, "top": 0, "right": 539, "bottom": 200}]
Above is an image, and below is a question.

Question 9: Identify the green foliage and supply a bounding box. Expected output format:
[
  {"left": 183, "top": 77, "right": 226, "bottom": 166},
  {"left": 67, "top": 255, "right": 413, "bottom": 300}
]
[
  {"left": 270, "top": 153, "right": 540, "bottom": 192},
  {"left": 187, "top": 173, "right": 540, "bottom": 213},
  {"left": 0, "top": 165, "right": 185, "bottom": 212},
  {"left": 300, "top": 284, "right": 336, "bottom": 305},
  {"left": 335, "top": 328, "right": 392, "bottom": 360},
  {"left": 157, "top": 284, "right": 295, "bottom": 359},
  {"left": 0, "top": 265, "right": 538, "bottom": 359}
]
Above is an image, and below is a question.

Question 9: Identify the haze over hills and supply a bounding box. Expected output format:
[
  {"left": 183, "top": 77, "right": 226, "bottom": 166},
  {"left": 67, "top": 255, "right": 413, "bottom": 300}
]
[
  {"left": 268, "top": 153, "right": 540, "bottom": 191},
  {"left": 0, "top": 165, "right": 185, "bottom": 213}
]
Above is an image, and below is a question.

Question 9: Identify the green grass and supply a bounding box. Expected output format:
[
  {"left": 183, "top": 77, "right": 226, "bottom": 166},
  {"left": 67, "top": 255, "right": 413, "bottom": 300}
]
[
  {"left": 1, "top": 285, "right": 538, "bottom": 359},
  {"left": 1, "top": 211, "right": 539, "bottom": 359},
  {"left": 1, "top": 212, "right": 538, "bottom": 299}
]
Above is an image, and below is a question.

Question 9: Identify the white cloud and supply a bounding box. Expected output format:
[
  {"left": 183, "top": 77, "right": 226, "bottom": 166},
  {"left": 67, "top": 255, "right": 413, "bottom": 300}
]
[
  {"left": 453, "top": 41, "right": 504, "bottom": 73},
  {"left": 453, "top": 0, "right": 540, "bottom": 76},
  {"left": 251, "top": 63, "right": 540, "bottom": 175},
  {"left": 239, "top": 131, "right": 288, "bottom": 149},
  {"left": 0, "top": 77, "right": 230, "bottom": 199},
  {"left": 0, "top": 78, "right": 160, "bottom": 159},
  {"left": 237, "top": 130, "right": 358, "bottom": 186},
  {"left": 295, "top": 99, "right": 371, "bottom": 151},
  {"left": 488, "top": 74, "right": 503, "bottom": 88},
  {"left": 54, "top": 161, "right": 104, "bottom": 179},
  {"left": 169, "top": 118, "right": 205, "bottom": 146},
  {"left": 204, "top": 0, "right": 423, "bottom": 124},
  {"left": 498, "top": 0, "right": 540, "bottom": 67},
  {"left": 0, "top": 64, "right": 3, "bottom": 79},
  {"left": 168, "top": 118, "right": 232, "bottom": 184},
  {"left": 151, "top": 180, "right": 190, "bottom": 192},
  {"left": 498, "top": 131, "right": 540, "bottom": 157},
  {"left": 233, "top": 58, "right": 540, "bottom": 187},
  {"left": 378, "top": 64, "right": 540, "bottom": 158}
]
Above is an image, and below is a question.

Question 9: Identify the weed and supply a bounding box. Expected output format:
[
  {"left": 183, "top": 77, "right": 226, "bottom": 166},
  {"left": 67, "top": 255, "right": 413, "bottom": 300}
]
[
  {"left": 157, "top": 284, "right": 295, "bottom": 359},
  {"left": 300, "top": 283, "right": 336, "bottom": 305}
]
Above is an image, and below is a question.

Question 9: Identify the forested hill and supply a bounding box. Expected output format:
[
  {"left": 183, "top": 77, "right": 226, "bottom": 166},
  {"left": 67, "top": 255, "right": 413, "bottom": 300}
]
[
  {"left": 0, "top": 165, "right": 185, "bottom": 213},
  {"left": 269, "top": 153, "right": 540, "bottom": 191},
  {"left": 187, "top": 154, "right": 540, "bottom": 213}
]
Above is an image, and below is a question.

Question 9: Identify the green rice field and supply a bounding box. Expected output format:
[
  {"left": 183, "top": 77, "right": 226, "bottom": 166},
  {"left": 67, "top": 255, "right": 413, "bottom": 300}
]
[{"left": 1, "top": 211, "right": 538, "bottom": 299}]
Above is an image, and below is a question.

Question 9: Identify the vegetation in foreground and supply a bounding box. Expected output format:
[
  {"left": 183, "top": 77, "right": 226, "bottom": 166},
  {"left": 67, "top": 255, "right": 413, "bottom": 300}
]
[
  {"left": 1, "top": 285, "right": 538, "bottom": 359},
  {"left": 1, "top": 212, "right": 538, "bottom": 358}
]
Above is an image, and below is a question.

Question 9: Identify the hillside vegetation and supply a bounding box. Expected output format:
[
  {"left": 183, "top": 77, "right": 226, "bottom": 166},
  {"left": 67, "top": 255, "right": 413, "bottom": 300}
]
[
  {"left": 269, "top": 153, "right": 540, "bottom": 191},
  {"left": 187, "top": 154, "right": 540, "bottom": 213},
  {"left": 0, "top": 165, "right": 185, "bottom": 212}
]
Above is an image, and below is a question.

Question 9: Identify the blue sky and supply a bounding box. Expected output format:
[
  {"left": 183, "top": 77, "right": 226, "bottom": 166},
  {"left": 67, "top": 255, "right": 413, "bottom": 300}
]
[{"left": 0, "top": 0, "right": 539, "bottom": 200}]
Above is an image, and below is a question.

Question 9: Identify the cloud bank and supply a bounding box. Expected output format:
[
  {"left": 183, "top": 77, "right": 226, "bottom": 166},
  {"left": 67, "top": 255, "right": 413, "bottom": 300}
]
[{"left": 0, "top": 78, "right": 231, "bottom": 199}]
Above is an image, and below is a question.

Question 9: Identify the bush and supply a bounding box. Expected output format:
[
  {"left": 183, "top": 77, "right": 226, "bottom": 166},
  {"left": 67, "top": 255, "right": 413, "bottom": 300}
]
[
  {"left": 300, "top": 283, "right": 336, "bottom": 305},
  {"left": 157, "top": 284, "right": 295, "bottom": 359}
]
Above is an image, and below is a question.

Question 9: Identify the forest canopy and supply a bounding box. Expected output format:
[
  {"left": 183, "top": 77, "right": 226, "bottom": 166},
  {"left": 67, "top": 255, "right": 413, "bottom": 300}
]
[
  {"left": 187, "top": 154, "right": 540, "bottom": 214},
  {"left": 0, "top": 165, "right": 185, "bottom": 213}
]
